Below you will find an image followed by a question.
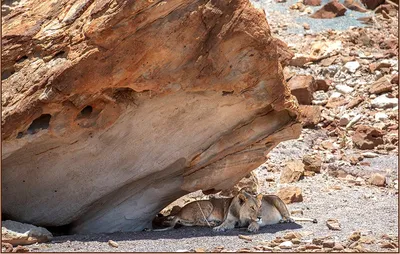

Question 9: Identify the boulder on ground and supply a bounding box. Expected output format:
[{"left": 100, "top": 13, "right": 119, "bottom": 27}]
[
  {"left": 361, "top": 0, "right": 385, "bottom": 10},
  {"left": 277, "top": 186, "right": 303, "bottom": 204},
  {"left": 280, "top": 160, "right": 305, "bottom": 183},
  {"left": 1, "top": 220, "right": 53, "bottom": 246},
  {"left": 288, "top": 75, "right": 317, "bottom": 105},
  {"left": 310, "top": 1, "right": 347, "bottom": 19},
  {"left": 344, "top": 0, "right": 368, "bottom": 12},
  {"left": 1, "top": 0, "right": 300, "bottom": 233},
  {"left": 352, "top": 125, "right": 384, "bottom": 149},
  {"left": 303, "top": 154, "right": 322, "bottom": 173},
  {"left": 299, "top": 105, "right": 322, "bottom": 127}
]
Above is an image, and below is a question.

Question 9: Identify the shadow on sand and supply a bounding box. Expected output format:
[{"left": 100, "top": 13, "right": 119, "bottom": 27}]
[{"left": 51, "top": 223, "right": 303, "bottom": 243}]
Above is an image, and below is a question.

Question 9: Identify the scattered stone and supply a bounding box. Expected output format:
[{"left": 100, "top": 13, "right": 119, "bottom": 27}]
[
  {"left": 11, "top": 246, "right": 29, "bottom": 253},
  {"left": 374, "top": 112, "right": 389, "bottom": 121},
  {"left": 211, "top": 246, "right": 226, "bottom": 253},
  {"left": 359, "top": 236, "right": 375, "bottom": 244},
  {"left": 339, "top": 114, "right": 351, "bottom": 126},
  {"left": 310, "top": 1, "right": 347, "bottom": 19},
  {"left": 320, "top": 56, "right": 337, "bottom": 66},
  {"left": 299, "top": 105, "right": 322, "bottom": 127},
  {"left": 322, "top": 240, "right": 335, "bottom": 248},
  {"left": 346, "top": 96, "right": 363, "bottom": 109},
  {"left": 283, "top": 232, "right": 302, "bottom": 240},
  {"left": 344, "top": 0, "right": 368, "bottom": 12},
  {"left": 277, "top": 186, "right": 303, "bottom": 204},
  {"left": 375, "top": 4, "right": 398, "bottom": 16},
  {"left": 354, "top": 243, "right": 369, "bottom": 252},
  {"left": 369, "top": 77, "right": 393, "bottom": 94},
  {"left": 279, "top": 241, "right": 293, "bottom": 249},
  {"left": 237, "top": 248, "right": 252, "bottom": 252},
  {"left": 361, "top": 0, "right": 385, "bottom": 10},
  {"left": 290, "top": 2, "right": 306, "bottom": 11},
  {"left": 348, "top": 231, "right": 361, "bottom": 241},
  {"left": 305, "top": 244, "right": 322, "bottom": 250},
  {"left": 321, "top": 140, "right": 335, "bottom": 150},
  {"left": 371, "top": 95, "right": 398, "bottom": 108},
  {"left": 304, "top": 171, "right": 315, "bottom": 177},
  {"left": 352, "top": 125, "right": 384, "bottom": 149},
  {"left": 315, "top": 79, "right": 331, "bottom": 92},
  {"left": 391, "top": 74, "right": 398, "bottom": 84},
  {"left": 380, "top": 241, "right": 397, "bottom": 249},
  {"left": 2, "top": 243, "right": 13, "bottom": 252},
  {"left": 326, "top": 218, "right": 341, "bottom": 230},
  {"left": 265, "top": 176, "right": 275, "bottom": 182},
  {"left": 304, "top": 0, "right": 322, "bottom": 6},
  {"left": 108, "top": 240, "right": 118, "bottom": 248},
  {"left": 291, "top": 209, "right": 304, "bottom": 215},
  {"left": 288, "top": 75, "right": 317, "bottom": 105},
  {"left": 333, "top": 242, "right": 344, "bottom": 250},
  {"left": 369, "top": 62, "right": 392, "bottom": 73},
  {"left": 344, "top": 61, "right": 360, "bottom": 73},
  {"left": 280, "top": 160, "right": 304, "bottom": 183},
  {"left": 1, "top": 220, "right": 53, "bottom": 246},
  {"left": 302, "top": 154, "right": 322, "bottom": 173},
  {"left": 361, "top": 152, "right": 379, "bottom": 158},
  {"left": 345, "top": 114, "right": 362, "bottom": 129},
  {"left": 368, "top": 173, "right": 386, "bottom": 186},
  {"left": 238, "top": 235, "right": 253, "bottom": 241},
  {"left": 335, "top": 84, "right": 354, "bottom": 94},
  {"left": 303, "top": 23, "right": 310, "bottom": 30}
]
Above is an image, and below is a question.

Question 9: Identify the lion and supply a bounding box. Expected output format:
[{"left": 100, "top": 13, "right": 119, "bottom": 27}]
[
  {"left": 152, "top": 189, "right": 263, "bottom": 232},
  {"left": 248, "top": 194, "right": 317, "bottom": 232}
]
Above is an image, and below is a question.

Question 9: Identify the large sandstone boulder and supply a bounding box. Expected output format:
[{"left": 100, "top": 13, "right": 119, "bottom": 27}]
[{"left": 1, "top": 0, "right": 300, "bottom": 233}]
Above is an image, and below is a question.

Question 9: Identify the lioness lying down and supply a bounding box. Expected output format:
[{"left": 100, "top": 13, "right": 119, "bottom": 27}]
[
  {"left": 153, "top": 190, "right": 263, "bottom": 232},
  {"left": 152, "top": 192, "right": 317, "bottom": 233}
]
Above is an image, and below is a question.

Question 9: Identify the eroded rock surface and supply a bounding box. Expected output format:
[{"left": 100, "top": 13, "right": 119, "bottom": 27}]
[{"left": 1, "top": 0, "right": 300, "bottom": 233}]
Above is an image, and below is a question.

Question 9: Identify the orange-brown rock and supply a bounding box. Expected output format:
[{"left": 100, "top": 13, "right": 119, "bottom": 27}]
[
  {"left": 299, "top": 105, "right": 322, "bottom": 127},
  {"left": 277, "top": 186, "right": 303, "bottom": 204},
  {"left": 310, "top": 1, "right": 347, "bottom": 19},
  {"left": 361, "top": 0, "right": 385, "bottom": 10},
  {"left": 352, "top": 125, "right": 384, "bottom": 149},
  {"left": 344, "top": 0, "right": 368, "bottom": 12},
  {"left": 280, "top": 160, "right": 304, "bottom": 183},
  {"left": 1, "top": 0, "right": 300, "bottom": 233},
  {"left": 288, "top": 75, "right": 317, "bottom": 105},
  {"left": 369, "top": 77, "right": 393, "bottom": 95},
  {"left": 304, "top": 0, "right": 322, "bottom": 6}
]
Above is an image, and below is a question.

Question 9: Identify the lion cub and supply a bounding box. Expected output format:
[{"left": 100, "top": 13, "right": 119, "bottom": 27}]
[
  {"left": 153, "top": 190, "right": 263, "bottom": 232},
  {"left": 251, "top": 194, "right": 317, "bottom": 231}
]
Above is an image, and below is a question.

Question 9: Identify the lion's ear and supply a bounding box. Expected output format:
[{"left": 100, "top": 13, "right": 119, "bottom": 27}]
[
  {"left": 256, "top": 194, "right": 263, "bottom": 201},
  {"left": 238, "top": 193, "right": 247, "bottom": 205}
]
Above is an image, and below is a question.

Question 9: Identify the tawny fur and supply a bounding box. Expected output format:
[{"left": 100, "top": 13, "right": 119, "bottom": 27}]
[
  {"left": 153, "top": 190, "right": 263, "bottom": 232},
  {"left": 257, "top": 194, "right": 317, "bottom": 228}
]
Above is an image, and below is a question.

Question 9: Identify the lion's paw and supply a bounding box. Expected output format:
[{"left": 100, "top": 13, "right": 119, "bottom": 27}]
[
  {"left": 213, "top": 225, "right": 227, "bottom": 232},
  {"left": 247, "top": 222, "right": 259, "bottom": 233}
]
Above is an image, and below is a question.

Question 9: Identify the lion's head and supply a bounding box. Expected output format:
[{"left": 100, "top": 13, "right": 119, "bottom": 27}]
[{"left": 230, "top": 189, "right": 262, "bottom": 227}]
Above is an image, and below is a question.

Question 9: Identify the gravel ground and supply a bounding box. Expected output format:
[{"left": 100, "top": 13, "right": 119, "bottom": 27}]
[
  {"left": 30, "top": 129, "right": 398, "bottom": 252},
  {"left": 30, "top": 174, "right": 398, "bottom": 252}
]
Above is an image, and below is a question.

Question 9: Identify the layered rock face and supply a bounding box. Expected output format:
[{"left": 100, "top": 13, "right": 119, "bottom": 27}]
[{"left": 1, "top": 0, "right": 300, "bottom": 233}]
